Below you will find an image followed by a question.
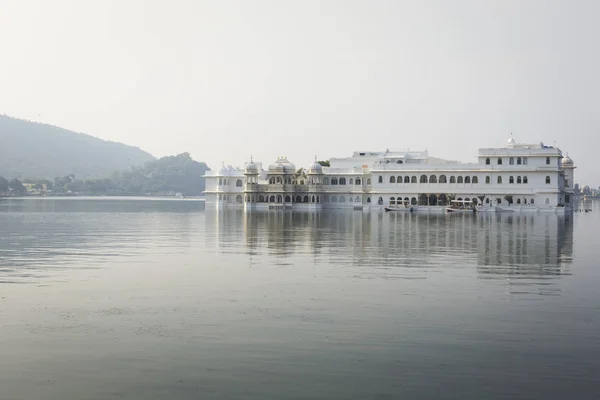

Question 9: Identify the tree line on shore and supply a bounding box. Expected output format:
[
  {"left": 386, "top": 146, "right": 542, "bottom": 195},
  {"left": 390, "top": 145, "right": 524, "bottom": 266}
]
[{"left": 0, "top": 153, "right": 210, "bottom": 197}]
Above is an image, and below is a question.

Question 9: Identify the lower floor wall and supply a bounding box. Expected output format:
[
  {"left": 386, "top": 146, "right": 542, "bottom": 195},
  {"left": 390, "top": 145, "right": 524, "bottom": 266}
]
[
  {"left": 205, "top": 191, "right": 573, "bottom": 210},
  {"left": 205, "top": 198, "right": 571, "bottom": 214}
]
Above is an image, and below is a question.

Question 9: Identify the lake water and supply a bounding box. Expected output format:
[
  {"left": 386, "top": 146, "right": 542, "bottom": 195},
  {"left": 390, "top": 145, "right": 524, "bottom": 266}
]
[{"left": 1, "top": 197, "right": 599, "bottom": 399}]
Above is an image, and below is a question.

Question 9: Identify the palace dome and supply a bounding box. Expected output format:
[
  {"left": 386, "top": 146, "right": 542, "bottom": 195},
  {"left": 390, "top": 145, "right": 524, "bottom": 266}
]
[
  {"left": 309, "top": 160, "right": 323, "bottom": 173},
  {"left": 507, "top": 134, "right": 516, "bottom": 146},
  {"left": 245, "top": 158, "right": 258, "bottom": 173},
  {"left": 268, "top": 157, "right": 295, "bottom": 173},
  {"left": 562, "top": 154, "right": 574, "bottom": 166}
]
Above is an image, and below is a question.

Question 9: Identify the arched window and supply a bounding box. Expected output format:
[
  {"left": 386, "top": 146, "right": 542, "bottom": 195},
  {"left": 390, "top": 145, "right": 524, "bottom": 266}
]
[
  {"left": 429, "top": 175, "right": 437, "bottom": 183},
  {"left": 523, "top": 176, "right": 528, "bottom": 184},
  {"left": 465, "top": 176, "right": 471, "bottom": 184},
  {"left": 277, "top": 195, "right": 282, "bottom": 203},
  {"left": 303, "top": 195, "right": 309, "bottom": 203},
  {"left": 523, "top": 157, "right": 528, "bottom": 165},
  {"left": 389, "top": 176, "right": 396, "bottom": 183},
  {"left": 219, "top": 178, "right": 223, "bottom": 186},
  {"left": 497, "top": 158, "right": 503, "bottom": 165},
  {"left": 378, "top": 197, "right": 383, "bottom": 205},
  {"left": 276, "top": 177, "right": 282, "bottom": 184},
  {"left": 339, "top": 177, "right": 346, "bottom": 185},
  {"left": 312, "top": 196, "right": 316, "bottom": 203},
  {"left": 420, "top": 175, "right": 428, "bottom": 183},
  {"left": 390, "top": 197, "right": 396, "bottom": 205},
  {"left": 404, "top": 197, "right": 409, "bottom": 204},
  {"left": 268, "top": 177, "right": 274, "bottom": 184},
  {"left": 323, "top": 177, "right": 329, "bottom": 185},
  {"left": 545, "top": 198, "right": 550, "bottom": 204},
  {"left": 517, "top": 157, "right": 522, "bottom": 165},
  {"left": 236, "top": 195, "right": 243, "bottom": 203},
  {"left": 349, "top": 178, "right": 353, "bottom": 185},
  {"left": 457, "top": 176, "right": 464, "bottom": 184},
  {"left": 411, "top": 197, "right": 417, "bottom": 205},
  {"left": 284, "top": 195, "right": 291, "bottom": 203},
  {"left": 356, "top": 178, "right": 361, "bottom": 185},
  {"left": 485, "top": 157, "right": 490, "bottom": 165},
  {"left": 509, "top": 176, "right": 514, "bottom": 184},
  {"left": 517, "top": 176, "right": 522, "bottom": 184},
  {"left": 439, "top": 175, "right": 447, "bottom": 183},
  {"left": 531, "top": 199, "right": 534, "bottom": 204},
  {"left": 331, "top": 177, "right": 338, "bottom": 185},
  {"left": 397, "top": 176, "right": 402, "bottom": 183},
  {"left": 236, "top": 179, "right": 243, "bottom": 187},
  {"left": 378, "top": 176, "right": 383, "bottom": 183},
  {"left": 404, "top": 176, "right": 410, "bottom": 184},
  {"left": 546, "top": 157, "right": 551, "bottom": 165},
  {"left": 545, "top": 176, "right": 551, "bottom": 184},
  {"left": 450, "top": 176, "right": 456, "bottom": 183},
  {"left": 269, "top": 195, "right": 275, "bottom": 202},
  {"left": 472, "top": 176, "right": 478, "bottom": 184},
  {"left": 259, "top": 195, "right": 265, "bottom": 202},
  {"left": 295, "top": 195, "right": 302, "bottom": 203},
  {"left": 517, "top": 198, "right": 521, "bottom": 204},
  {"left": 509, "top": 157, "right": 514, "bottom": 165},
  {"left": 411, "top": 176, "right": 417, "bottom": 183},
  {"left": 485, "top": 198, "right": 490, "bottom": 204},
  {"left": 367, "top": 179, "right": 371, "bottom": 185},
  {"left": 366, "top": 197, "right": 371, "bottom": 203},
  {"left": 497, "top": 176, "right": 502, "bottom": 184},
  {"left": 355, "top": 196, "right": 361, "bottom": 202},
  {"left": 485, "top": 176, "right": 491, "bottom": 184}
]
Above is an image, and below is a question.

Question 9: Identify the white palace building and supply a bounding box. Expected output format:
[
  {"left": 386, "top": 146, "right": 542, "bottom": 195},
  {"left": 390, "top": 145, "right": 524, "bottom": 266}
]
[{"left": 204, "top": 135, "right": 576, "bottom": 213}]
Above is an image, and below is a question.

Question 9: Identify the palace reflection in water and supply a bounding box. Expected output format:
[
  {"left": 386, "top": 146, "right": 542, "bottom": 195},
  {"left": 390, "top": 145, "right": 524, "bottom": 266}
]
[{"left": 208, "top": 210, "right": 574, "bottom": 289}]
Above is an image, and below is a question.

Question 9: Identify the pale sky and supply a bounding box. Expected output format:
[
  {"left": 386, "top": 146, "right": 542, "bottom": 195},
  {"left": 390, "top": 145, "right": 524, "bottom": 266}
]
[{"left": 0, "top": 0, "right": 598, "bottom": 185}]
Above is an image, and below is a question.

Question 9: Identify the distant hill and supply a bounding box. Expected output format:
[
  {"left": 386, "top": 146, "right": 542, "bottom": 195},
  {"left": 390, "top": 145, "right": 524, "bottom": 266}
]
[
  {"left": 45, "top": 153, "right": 210, "bottom": 196},
  {"left": 0, "top": 114, "right": 156, "bottom": 179},
  {"left": 110, "top": 152, "right": 210, "bottom": 196}
]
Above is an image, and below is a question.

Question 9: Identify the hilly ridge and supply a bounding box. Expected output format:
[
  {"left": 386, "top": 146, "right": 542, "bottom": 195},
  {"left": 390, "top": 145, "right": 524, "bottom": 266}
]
[{"left": 0, "top": 115, "right": 156, "bottom": 179}]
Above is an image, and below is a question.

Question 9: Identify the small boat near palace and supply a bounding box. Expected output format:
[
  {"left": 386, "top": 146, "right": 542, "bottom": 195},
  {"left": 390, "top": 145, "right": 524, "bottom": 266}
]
[
  {"left": 385, "top": 199, "right": 413, "bottom": 212},
  {"left": 446, "top": 200, "right": 476, "bottom": 213}
]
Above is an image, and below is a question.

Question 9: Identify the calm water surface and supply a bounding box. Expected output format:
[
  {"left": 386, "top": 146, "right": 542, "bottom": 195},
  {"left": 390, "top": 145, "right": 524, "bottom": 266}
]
[{"left": 1, "top": 198, "right": 599, "bottom": 399}]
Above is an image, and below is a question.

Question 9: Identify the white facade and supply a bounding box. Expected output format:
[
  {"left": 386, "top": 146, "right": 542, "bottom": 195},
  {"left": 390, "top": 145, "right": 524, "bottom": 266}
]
[{"left": 204, "top": 135, "right": 576, "bottom": 213}]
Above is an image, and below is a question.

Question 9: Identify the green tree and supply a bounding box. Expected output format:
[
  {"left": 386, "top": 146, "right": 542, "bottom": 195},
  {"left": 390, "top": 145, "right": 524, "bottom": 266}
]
[
  {"left": 504, "top": 195, "right": 513, "bottom": 205},
  {"left": 317, "top": 160, "right": 330, "bottom": 167}
]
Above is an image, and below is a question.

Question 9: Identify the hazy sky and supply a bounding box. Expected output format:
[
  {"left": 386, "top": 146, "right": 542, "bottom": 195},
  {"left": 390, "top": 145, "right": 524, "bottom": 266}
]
[{"left": 1, "top": 0, "right": 598, "bottom": 185}]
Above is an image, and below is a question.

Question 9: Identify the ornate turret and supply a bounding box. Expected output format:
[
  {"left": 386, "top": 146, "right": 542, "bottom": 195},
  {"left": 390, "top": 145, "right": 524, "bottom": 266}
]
[
  {"left": 243, "top": 156, "right": 259, "bottom": 208},
  {"left": 561, "top": 152, "right": 575, "bottom": 189},
  {"left": 308, "top": 157, "right": 324, "bottom": 186},
  {"left": 561, "top": 153, "right": 574, "bottom": 166}
]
